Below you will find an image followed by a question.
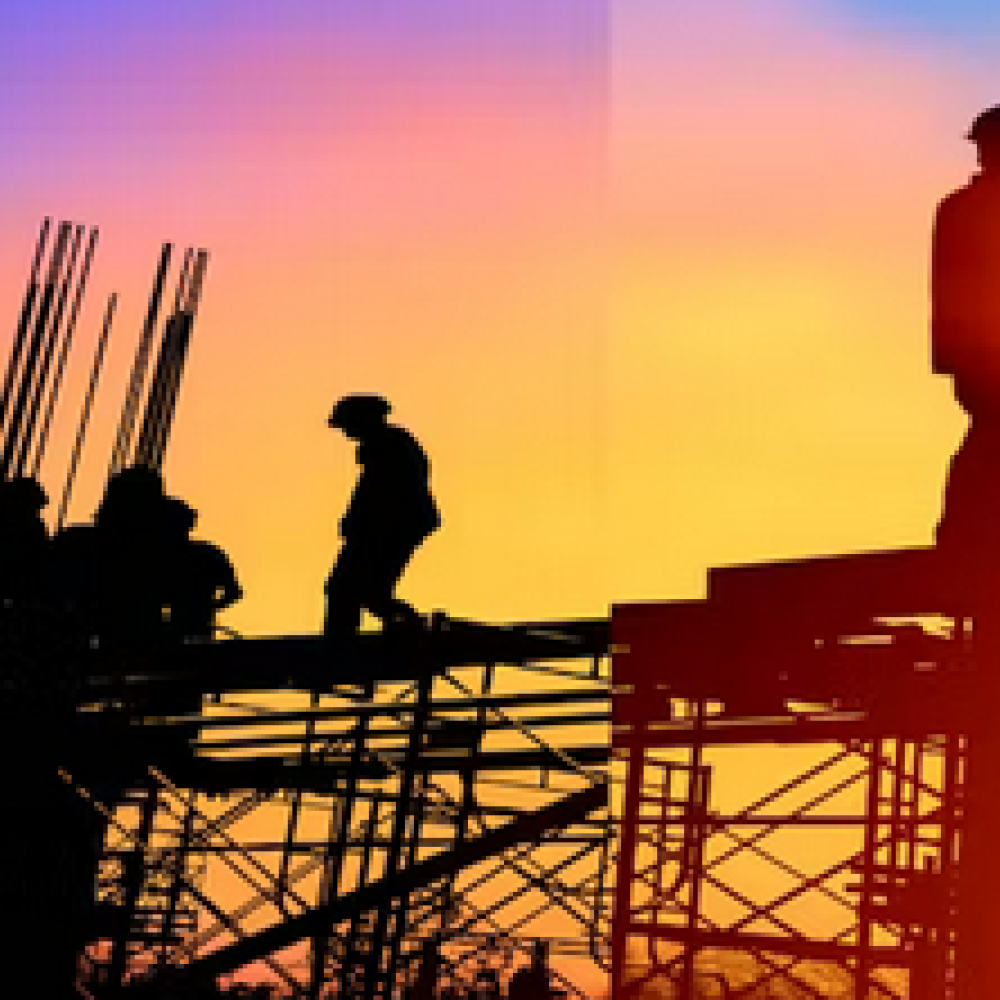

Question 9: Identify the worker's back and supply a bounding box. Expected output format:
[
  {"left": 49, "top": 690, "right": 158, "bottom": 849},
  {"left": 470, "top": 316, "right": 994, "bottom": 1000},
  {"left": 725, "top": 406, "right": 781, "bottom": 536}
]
[{"left": 932, "top": 172, "right": 1000, "bottom": 397}]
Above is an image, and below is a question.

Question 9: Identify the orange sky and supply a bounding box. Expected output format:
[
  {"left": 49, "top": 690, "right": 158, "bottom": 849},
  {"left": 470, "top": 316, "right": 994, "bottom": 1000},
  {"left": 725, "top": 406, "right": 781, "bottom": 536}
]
[
  {"left": 2, "top": 0, "right": 993, "bottom": 634},
  {"left": 4, "top": 1, "right": 1000, "bottom": 992}
]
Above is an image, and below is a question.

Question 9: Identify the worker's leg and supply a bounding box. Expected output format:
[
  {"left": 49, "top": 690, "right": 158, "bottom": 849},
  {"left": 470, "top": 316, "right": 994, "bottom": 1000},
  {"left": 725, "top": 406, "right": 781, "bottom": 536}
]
[
  {"left": 324, "top": 541, "right": 366, "bottom": 638},
  {"left": 937, "top": 407, "right": 1000, "bottom": 553},
  {"left": 360, "top": 537, "right": 424, "bottom": 631}
]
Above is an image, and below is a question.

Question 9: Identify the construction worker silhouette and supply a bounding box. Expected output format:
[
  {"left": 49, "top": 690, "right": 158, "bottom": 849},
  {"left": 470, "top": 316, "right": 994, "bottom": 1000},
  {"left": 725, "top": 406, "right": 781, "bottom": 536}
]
[
  {"left": 89, "top": 465, "right": 175, "bottom": 649},
  {"left": 934, "top": 106, "right": 1000, "bottom": 553},
  {"left": 161, "top": 496, "right": 242, "bottom": 640},
  {"left": 0, "top": 475, "right": 50, "bottom": 602},
  {"left": 324, "top": 394, "right": 440, "bottom": 638},
  {"left": 0, "top": 476, "right": 83, "bottom": 699}
]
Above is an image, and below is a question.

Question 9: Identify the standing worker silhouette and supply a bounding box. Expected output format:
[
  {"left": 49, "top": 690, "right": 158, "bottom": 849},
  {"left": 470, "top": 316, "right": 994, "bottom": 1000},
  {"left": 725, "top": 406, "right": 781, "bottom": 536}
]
[
  {"left": 324, "top": 394, "right": 440, "bottom": 640},
  {"left": 0, "top": 476, "right": 50, "bottom": 603},
  {"left": 932, "top": 107, "right": 1000, "bottom": 1000},
  {"left": 934, "top": 106, "right": 1000, "bottom": 553}
]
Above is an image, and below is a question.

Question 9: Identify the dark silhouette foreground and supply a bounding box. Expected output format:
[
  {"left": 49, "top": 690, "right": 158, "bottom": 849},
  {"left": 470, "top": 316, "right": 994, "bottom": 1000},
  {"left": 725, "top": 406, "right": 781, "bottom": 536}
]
[
  {"left": 934, "top": 106, "right": 1000, "bottom": 554},
  {"left": 324, "top": 394, "right": 440, "bottom": 642},
  {"left": 52, "top": 465, "right": 241, "bottom": 651}
]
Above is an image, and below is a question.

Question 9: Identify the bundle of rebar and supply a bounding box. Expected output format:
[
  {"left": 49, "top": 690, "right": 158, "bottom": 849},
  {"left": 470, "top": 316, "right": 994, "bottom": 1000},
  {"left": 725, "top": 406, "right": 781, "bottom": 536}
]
[
  {"left": 111, "top": 245, "right": 209, "bottom": 475},
  {"left": 0, "top": 218, "right": 99, "bottom": 481}
]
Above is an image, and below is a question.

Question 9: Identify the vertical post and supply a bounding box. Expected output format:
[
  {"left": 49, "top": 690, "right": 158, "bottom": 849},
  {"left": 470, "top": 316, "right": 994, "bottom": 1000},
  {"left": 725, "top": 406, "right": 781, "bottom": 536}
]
[
  {"left": 679, "top": 700, "right": 707, "bottom": 1000},
  {"left": 161, "top": 787, "right": 198, "bottom": 970},
  {"left": 108, "top": 780, "right": 160, "bottom": 987},
  {"left": 955, "top": 688, "right": 1000, "bottom": 1000},
  {"left": 331, "top": 710, "right": 373, "bottom": 996},
  {"left": 277, "top": 711, "right": 316, "bottom": 915},
  {"left": 367, "top": 672, "right": 434, "bottom": 997},
  {"left": 309, "top": 792, "right": 345, "bottom": 999},
  {"left": 387, "top": 767, "right": 430, "bottom": 990},
  {"left": 937, "top": 733, "right": 965, "bottom": 1000},
  {"left": 347, "top": 792, "right": 382, "bottom": 997},
  {"left": 611, "top": 740, "right": 643, "bottom": 999},
  {"left": 856, "top": 738, "right": 883, "bottom": 999}
]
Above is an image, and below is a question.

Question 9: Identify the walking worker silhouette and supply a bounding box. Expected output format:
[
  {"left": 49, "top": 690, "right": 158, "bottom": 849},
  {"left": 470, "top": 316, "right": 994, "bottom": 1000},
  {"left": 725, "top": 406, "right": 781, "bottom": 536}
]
[
  {"left": 933, "top": 106, "right": 1000, "bottom": 554},
  {"left": 324, "top": 394, "right": 440, "bottom": 639}
]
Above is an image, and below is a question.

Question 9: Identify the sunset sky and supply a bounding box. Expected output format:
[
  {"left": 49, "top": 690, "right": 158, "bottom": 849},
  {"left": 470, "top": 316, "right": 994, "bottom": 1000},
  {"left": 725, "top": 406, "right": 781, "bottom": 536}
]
[
  {"left": 2, "top": 1, "right": 1000, "bottom": 991},
  {"left": 2, "top": 0, "right": 996, "bottom": 635},
  {"left": 1, "top": 0, "right": 607, "bottom": 634}
]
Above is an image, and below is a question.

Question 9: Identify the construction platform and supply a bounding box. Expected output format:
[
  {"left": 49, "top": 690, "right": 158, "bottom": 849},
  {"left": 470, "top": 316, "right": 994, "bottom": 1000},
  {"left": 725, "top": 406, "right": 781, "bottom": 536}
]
[
  {"left": 49, "top": 615, "right": 614, "bottom": 998},
  {"left": 611, "top": 544, "right": 997, "bottom": 1000}
]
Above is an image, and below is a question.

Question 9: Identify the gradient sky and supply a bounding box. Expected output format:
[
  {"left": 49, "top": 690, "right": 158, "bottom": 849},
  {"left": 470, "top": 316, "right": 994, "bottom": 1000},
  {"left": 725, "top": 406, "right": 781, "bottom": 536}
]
[
  {"left": 3, "top": 0, "right": 1000, "bottom": 991},
  {"left": 0, "top": 0, "right": 608, "bottom": 635},
  {"left": 610, "top": 0, "right": 998, "bottom": 604},
  {"left": 4, "top": 0, "right": 997, "bottom": 627}
]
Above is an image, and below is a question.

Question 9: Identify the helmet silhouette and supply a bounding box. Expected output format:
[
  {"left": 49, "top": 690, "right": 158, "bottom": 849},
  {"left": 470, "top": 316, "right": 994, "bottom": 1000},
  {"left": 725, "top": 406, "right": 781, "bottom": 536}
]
[
  {"left": 967, "top": 105, "right": 1000, "bottom": 143},
  {"left": 328, "top": 394, "right": 391, "bottom": 430}
]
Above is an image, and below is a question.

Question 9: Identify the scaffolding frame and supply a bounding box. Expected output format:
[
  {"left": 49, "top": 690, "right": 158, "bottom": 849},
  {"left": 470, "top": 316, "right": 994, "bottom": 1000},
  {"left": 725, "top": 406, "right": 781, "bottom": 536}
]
[{"left": 65, "top": 621, "right": 612, "bottom": 998}]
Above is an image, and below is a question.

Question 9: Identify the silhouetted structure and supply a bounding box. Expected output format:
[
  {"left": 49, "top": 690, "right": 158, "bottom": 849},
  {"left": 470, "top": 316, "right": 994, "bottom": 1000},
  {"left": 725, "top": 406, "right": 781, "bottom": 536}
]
[
  {"left": 0, "top": 220, "right": 216, "bottom": 1000},
  {"left": 611, "top": 555, "right": 966, "bottom": 998},
  {"left": 472, "top": 966, "right": 503, "bottom": 999},
  {"left": 50, "top": 466, "right": 241, "bottom": 655},
  {"left": 162, "top": 497, "right": 242, "bottom": 641},
  {"left": 0, "top": 475, "right": 50, "bottom": 601},
  {"left": 934, "top": 106, "right": 1000, "bottom": 554},
  {"left": 73, "top": 621, "right": 609, "bottom": 998},
  {"left": 325, "top": 393, "right": 440, "bottom": 641},
  {"left": 508, "top": 941, "right": 559, "bottom": 1000},
  {"left": 406, "top": 938, "right": 443, "bottom": 999}
]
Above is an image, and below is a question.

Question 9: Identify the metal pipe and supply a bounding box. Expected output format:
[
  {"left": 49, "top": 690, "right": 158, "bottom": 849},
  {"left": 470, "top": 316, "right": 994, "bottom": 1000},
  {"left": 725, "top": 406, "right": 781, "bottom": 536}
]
[
  {"left": 110, "top": 243, "right": 171, "bottom": 475},
  {"left": 173, "top": 246, "right": 194, "bottom": 313},
  {"left": 0, "top": 218, "right": 51, "bottom": 440},
  {"left": 57, "top": 293, "right": 116, "bottom": 529},
  {"left": 133, "top": 316, "right": 177, "bottom": 469},
  {"left": 30, "top": 226, "right": 99, "bottom": 477},
  {"left": 185, "top": 248, "right": 209, "bottom": 315},
  {"left": 148, "top": 312, "right": 193, "bottom": 467},
  {"left": 136, "top": 248, "right": 206, "bottom": 469},
  {"left": 15, "top": 223, "right": 86, "bottom": 475},
  {"left": 0, "top": 221, "right": 72, "bottom": 478}
]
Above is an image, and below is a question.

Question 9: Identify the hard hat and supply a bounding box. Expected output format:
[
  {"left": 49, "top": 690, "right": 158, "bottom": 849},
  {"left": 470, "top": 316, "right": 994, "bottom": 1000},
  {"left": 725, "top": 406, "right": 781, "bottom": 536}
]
[
  {"left": 106, "top": 464, "right": 165, "bottom": 496},
  {"left": 328, "top": 394, "right": 391, "bottom": 429},
  {"left": 163, "top": 495, "right": 198, "bottom": 533},
  {"left": 0, "top": 476, "right": 48, "bottom": 512},
  {"left": 967, "top": 105, "right": 1000, "bottom": 143}
]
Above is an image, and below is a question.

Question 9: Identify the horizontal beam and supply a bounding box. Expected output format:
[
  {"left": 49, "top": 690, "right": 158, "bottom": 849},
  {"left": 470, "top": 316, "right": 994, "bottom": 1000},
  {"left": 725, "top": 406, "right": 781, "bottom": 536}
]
[
  {"left": 621, "top": 923, "right": 910, "bottom": 966},
  {"left": 613, "top": 711, "right": 963, "bottom": 748},
  {"left": 80, "top": 619, "right": 610, "bottom": 702}
]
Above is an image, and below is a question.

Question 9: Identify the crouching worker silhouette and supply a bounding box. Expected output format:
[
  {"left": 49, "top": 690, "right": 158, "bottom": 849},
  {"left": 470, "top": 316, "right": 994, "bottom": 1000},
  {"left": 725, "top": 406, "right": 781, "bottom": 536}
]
[{"left": 324, "top": 394, "right": 440, "bottom": 643}]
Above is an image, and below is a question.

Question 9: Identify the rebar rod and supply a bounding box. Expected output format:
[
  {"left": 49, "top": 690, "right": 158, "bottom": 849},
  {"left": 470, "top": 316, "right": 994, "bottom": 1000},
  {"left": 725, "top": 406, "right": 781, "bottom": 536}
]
[
  {"left": 15, "top": 223, "right": 86, "bottom": 475},
  {"left": 57, "top": 293, "right": 116, "bottom": 528},
  {"left": 110, "top": 243, "right": 171, "bottom": 474},
  {"left": 1, "top": 221, "right": 72, "bottom": 478},
  {"left": 30, "top": 226, "right": 99, "bottom": 478},
  {"left": 0, "top": 217, "right": 51, "bottom": 440}
]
